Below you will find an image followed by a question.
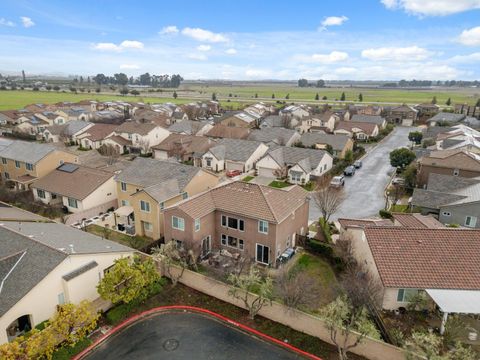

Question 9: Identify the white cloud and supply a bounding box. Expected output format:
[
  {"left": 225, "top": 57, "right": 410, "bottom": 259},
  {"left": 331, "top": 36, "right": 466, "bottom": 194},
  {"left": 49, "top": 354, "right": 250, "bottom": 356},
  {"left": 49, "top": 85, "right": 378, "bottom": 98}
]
[
  {"left": 225, "top": 48, "right": 237, "bottom": 55},
  {"left": 320, "top": 16, "right": 348, "bottom": 30},
  {"left": 159, "top": 25, "right": 179, "bottom": 35},
  {"left": 245, "top": 68, "right": 272, "bottom": 78},
  {"left": 188, "top": 53, "right": 207, "bottom": 61},
  {"left": 458, "top": 27, "right": 480, "bottom": 46},
  {"left": 381, "top": 0, "right": 480, "bottom": 16},
  {"left": 20, "top": 16, "right": 35, "bottom": 28},
  {"left": 361, "top": 46, "right": 432, "bottom": 61},
  {"left": 120, "top": 64, "right": 140, "bottom": 69},
  {"left": 0, "top": 18, "right": 15, "bottom": 27},
  {"left": 92, "top": 40, "right": 144, "bottom": 52},
  {"left": 297, "top": 51, "right": 349, "bottom": 64},
  {"left": 120, "top": 40, "right": 144, "bottom": 49},
  {"left": 335, "top": 67, "right": 357, "bottom": 75},
  {"left": 181, "top": 27, "right": 228, "bottom": 43},
  {"left": 197, "top": 44, "right": 211, "bottom": 52},
  {"left": 449, "top": 52, "right": 480, "bottom": 63}
]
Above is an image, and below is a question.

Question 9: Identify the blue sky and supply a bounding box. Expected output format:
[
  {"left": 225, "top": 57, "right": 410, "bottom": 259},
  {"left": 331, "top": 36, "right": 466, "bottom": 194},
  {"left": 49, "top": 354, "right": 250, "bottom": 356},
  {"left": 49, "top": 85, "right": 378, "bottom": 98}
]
[{"left": 0, "top": 0, "right": 479, "bottom": 80}]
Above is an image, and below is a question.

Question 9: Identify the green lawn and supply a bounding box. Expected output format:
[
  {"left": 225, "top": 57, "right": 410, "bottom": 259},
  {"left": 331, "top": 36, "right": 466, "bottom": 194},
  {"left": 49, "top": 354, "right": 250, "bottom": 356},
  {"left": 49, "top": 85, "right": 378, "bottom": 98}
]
[
  {"left": 290, "top": 253, "right": 338, "bottom": 307},
  {"left": 242, "top": 175, "right": 254, "bottom": 182},
  {"left": 268, "top": 180, "right": 291, "bottom": 188},
  {"left": 0, "top": 90, "right": 244, "bottom": 111},
  {"left": 85, "top": 224, "right": 152, "bottom": 250}
]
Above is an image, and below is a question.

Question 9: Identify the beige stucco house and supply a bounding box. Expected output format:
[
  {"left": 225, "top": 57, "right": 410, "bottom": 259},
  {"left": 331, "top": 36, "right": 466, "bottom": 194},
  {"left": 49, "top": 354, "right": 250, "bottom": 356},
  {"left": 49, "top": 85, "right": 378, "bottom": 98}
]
[
  {"left": 114, "top": 158, "right": 219, "bottom": 239},
  {"left": 0, "top": 222, "right": 133, "bottom": 345},
  {"left": 112, "top": 121, "right": 170, "bottom": 154}
]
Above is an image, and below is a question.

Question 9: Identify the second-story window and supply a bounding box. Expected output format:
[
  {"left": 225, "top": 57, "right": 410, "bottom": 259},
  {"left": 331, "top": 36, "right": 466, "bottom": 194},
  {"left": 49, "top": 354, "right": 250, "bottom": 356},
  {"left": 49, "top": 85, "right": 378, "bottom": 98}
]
[
  {"left": 140, "top": 200, "right": 150, "bottom": 213},
  {"left": 172, "top": 216, "right": 185, "bottom": 231},
  {"left": 1, "top": 158, "right": 6, "bottom": 165},
  {"left": 26, "top": 163, "right": 33, "bottom": 171},
  {"left": 120, "top": 182, "right": 127, "bottom": 192},
  {"left": 258, "top": 220, "right": 269, "bottom": 234},
  {"left": 15, "top": 160, "right": 21, "bottom": 168},
  {"left": 68, "top": 198, "right": 78, "bottom": 208},
  {"left": 221, "top": 215, "right": 244, "bottom": 231},
  {"left": 194, "top": 218, "right": 200, "bottom": 232}
]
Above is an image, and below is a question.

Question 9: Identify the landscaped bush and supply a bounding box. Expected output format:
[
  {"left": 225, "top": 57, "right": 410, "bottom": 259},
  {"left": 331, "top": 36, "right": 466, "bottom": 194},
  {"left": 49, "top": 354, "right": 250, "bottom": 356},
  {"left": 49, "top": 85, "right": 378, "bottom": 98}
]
[
  {"left": 308, "top": 239, "right": 334, "bottom": 257},
  {"left": 52, "top": 337, "right": 92, "bottom": 360},
  {"left": 318, "top": 217, "right": 332, "bottom": 243},
  {"left": 379, "top": 209, "right": 393, "bottom": 219}
]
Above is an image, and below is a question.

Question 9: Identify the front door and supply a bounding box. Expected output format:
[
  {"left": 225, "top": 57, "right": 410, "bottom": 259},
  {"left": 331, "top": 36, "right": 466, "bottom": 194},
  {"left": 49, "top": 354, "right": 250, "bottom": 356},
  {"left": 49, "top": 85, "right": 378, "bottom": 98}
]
[
  {"left": 256, "top": 243, "right": 270, "bottom": 265},
  {"left": 201, "top": 236, "right": 211, "bottom": 258}
]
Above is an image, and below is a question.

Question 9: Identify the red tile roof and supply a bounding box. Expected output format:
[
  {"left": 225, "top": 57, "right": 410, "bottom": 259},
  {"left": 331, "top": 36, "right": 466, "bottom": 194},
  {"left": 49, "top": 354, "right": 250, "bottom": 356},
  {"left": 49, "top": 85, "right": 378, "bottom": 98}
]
[
  {"left": 364, "top": 227, "right": 480, "bottom": 290},
  {"left": 338, "top": 218, "right": 393, "bottom": 228},
  {"left": 392, "top": 213, "right": 444, "bottom": 229}
]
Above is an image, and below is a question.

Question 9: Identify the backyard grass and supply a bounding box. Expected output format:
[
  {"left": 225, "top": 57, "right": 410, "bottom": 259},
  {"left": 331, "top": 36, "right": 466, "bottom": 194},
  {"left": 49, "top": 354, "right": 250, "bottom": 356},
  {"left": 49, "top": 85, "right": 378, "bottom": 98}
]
[
  {"left": 290, "top": 253, "right": 338, "bottom": 308},
  {"left": 102, "top": 281, "right": 365, "bottom": 360},
  {"left": 302, "top": 181, "right": 315, "bottom": 191},
  {"left": 85, "top": 224, "right": 153, "bottom": 250},
  {"left": 242, "top": 175, "right": 254, "bottom": 182},
  {"left": 268, "top": 180, "right": 291, "bottom": 188},
  {"left": 390, "top": 204, "right": 410, "bottom": 213}
]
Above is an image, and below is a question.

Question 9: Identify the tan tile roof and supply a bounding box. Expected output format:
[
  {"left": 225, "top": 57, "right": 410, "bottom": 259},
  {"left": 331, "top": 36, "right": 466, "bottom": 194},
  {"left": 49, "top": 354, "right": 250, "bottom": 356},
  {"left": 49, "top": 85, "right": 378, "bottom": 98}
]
[
  {"left": 175, "top": 181, "right": 308, "bottom": 223},
  {"left": 151, "top": 134, "right": 215, "bottom": 154},
  {"left": 335, "top": 121, "right": 378, "bottom": 135},
  {"left": 338, "top": 218, "right": 393, "bottom": 228},
  {"left": 80, "top": 124, "right": 118, "bottom": 141},
  {"left": 206, "top": 124, "right": 250, "bottom": 139},
  {"left": 364, "top": 227, "right": 480, "bottom": 290},
  {"left": 392, "top": 213, "right": 444, "bottom": 229},
  {"left": 419, "top": 150, "right": 480, "bottom": 172},
  {"left": 115, "top": 121, "right": 157, "bottom": 135},
  {"left": 32, "top": 164, "right": 113, "bottom": 200}
]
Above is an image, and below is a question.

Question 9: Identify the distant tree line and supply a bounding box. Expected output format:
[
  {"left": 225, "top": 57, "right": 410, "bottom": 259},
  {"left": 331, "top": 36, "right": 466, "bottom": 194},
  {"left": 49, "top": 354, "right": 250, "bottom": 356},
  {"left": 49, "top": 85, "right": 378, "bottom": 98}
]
[
  {"left": 91, "top": 73, "right": 183, "bottom": 88},
  {"left": 298, "top": 78, "right": 326, "bottom": 88},
  {"left": 383, "top": 79, "right": 480, "bottom": 88}
]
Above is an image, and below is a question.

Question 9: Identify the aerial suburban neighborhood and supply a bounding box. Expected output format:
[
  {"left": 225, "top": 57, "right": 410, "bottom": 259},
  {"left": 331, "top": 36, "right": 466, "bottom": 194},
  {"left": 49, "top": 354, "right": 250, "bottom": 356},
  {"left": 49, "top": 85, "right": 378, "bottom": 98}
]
[{"left": 1, "top": 1, "right": 480, "bottom": 360}]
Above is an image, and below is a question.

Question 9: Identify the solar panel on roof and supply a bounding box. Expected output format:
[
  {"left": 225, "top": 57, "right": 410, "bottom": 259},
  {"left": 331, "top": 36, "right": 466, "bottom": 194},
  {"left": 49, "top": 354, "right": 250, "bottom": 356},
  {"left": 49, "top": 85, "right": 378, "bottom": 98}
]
[{"left": 57, "top": 163, "right": 79, "bottom": 173}]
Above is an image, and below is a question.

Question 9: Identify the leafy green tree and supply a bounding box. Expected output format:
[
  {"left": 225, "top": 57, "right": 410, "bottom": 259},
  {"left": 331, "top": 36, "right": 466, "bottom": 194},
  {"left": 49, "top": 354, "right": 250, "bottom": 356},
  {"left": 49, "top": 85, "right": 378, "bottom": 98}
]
[
  {"left": 130, "top": 89, "right": 140, "bottom": 96},
  {"left": 322, "top": 95, "right": 327, "bottom": 100},
  {"left": 408, "top": 131, "right": 423, "bottom": 145},
  {"left": 45, "top": 85, "right": 52, "bottom": 91},
  {"left": 53, "top": 85, "right": 60, "bottom": 91},
  {"left": 297, "top": 78, "right": 309, "bottom": 87},
  {"left": 95, "top": 87, "right": 101, "bottom": 93},
  {"left": 402, "top": 163, "right": 417, "bottom": 189},
  {"left": 476, "top": 98, "right": 480, "bottom": 107},
  {"left": 405, "top": 331, "right": 476, "bottom": 360},
  {"left": 212, "top": 92, "right": 217, "bottom": 101},
  {"left": 358, "top": 93, "right": 363, "bottom": 102},
  {"left": 389, "top": 148, "right": 416, "bottom": 169},
  {"left": 315, "top": 93, "right": 320, "bottom": 100},
  {"left": 316, "top": 79, "right": 325, "bottom": 88},
  {"left": 344, "top": 149, "right": 354, "bottom": 164},
  {"left": 445, "top": 97, "right": 451, "bottom": 106},
  {"left": 254, "top": 93, "right": 258, "bottom": 98},
  {"left": 320, "top": 295, "right": 380, "bottom": 360},
  {"left": 119, "top": 87, "right": 129, "bottom": 96},
  {"left": 272, "top": 93, "right": 275, "bottom": 99},
  {"left": 173, "top": 90, "right": 178, "bottom": 99},
  {"left": 325, "top": 144, "right": 334, "bottom": 155},
  {"left": 285, "top": 93, "right": 290, "bottom": 100},
  {"left": 228, "top": 267, "right": 273, "bottom": 319},
  {"left": 431, "top": 96, "right": 437, "bottom": 104},
  {"left": 340, "top": 92, "right": 346, "bottom": 101},
  {"left": 97, "top": 256, "right": 160, "bottom": 304},
  {"left": 114, "top": 73, "right": 128, "bottom": 86}
]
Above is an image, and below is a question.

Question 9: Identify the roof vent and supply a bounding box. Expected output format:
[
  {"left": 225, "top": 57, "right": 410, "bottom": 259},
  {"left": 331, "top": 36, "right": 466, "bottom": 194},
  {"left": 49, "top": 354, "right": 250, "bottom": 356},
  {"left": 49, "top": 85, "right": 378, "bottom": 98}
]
[
  {"left": 69, "top": 244, "right": 75, "bottom": 253},
  {"left": 416, "top": 240, "right": 422, "bottom": 244}
]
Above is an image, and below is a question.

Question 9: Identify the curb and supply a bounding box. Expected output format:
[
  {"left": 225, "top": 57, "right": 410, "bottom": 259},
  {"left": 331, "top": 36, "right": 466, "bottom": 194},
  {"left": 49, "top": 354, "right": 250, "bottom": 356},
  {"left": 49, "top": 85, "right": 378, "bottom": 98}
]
[{"left": 73, "top": 305, "right": 321, "bottom": 360}]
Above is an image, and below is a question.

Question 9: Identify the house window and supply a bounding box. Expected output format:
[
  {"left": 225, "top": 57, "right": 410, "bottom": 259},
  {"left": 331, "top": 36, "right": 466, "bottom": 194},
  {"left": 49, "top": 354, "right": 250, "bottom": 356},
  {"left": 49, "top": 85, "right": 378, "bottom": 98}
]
[
  {"left": 205, "top": 157, "right": 212, "bottom": 167},
  {"left": 396, "top": 289, "right": 419, "bottom": 302},
  {"left": 172, "top": 216, "right": 185, "bottom": 231},
  {"left": 121, "top": 199, "right": 130, "bottom": 206},
  {"left": 15, "top": 160, "right": 21, "bottom": 168},
  {"left": 4, "top": 172, "right": 9, "bottom": 179},
  {"left": 221, "top": 234, "right": 244, "bottom": 250},
  {"left": 453, "top": 168, "right": 460, "bottom": 176},
  {"left": 67, "top": 198, "right": 78, "bottom": 208},
  {"left": 160, "top": 202, "right": 165, "bottom": 210},
  {"left": 120, "top": 182, "right": 127, "bottom": 192},
  {"left": 1, "top": 158, "right": 6, "bottom": 164},
  {"left": 26, "top": 163, "right": 33, "bottom": 171},
  {"left": 441, "top": 211, "right": 451, "bottom": 217},
  {"left": 140, "top": 200, "right": 150, "bottom": 212},
  {"left": 290, "top": 171, "right": 302, "bottom": 182},
  {"left": 465, "top": 216, "right": 477, "bottom": 228},
  {"left": 37, "top": 189, "right": 46, "bottom": 199},
  {"left": 182, "top": 192, "right": 188, "bottom": 200},
  {"left": 221, "top": 215, "right": 244, "bottom": 231},
  {"left": 256, "top": 244, "right": 270, "bottom": 265},
  {"left": 142, "top": 221, "right": 153, "bottom": 232},
  {"left": 58, "top": 293, "right": 65, "bottom": 305},
  {"left": 258, "top": 220, "right": 269, "bottom": 234},
  {"left": 195, "top": 218, "right": 200, "bottom": 232}
]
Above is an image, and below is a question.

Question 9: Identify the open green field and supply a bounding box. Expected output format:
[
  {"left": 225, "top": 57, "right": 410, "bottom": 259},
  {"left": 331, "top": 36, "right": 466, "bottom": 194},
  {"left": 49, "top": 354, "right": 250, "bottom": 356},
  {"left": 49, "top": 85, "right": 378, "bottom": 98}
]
[
  {"left": 180, "top": 84, "right": 480, "bottom": 106},
  {"left": 0, "top": 90, "right": 243, "bottom": 111}
]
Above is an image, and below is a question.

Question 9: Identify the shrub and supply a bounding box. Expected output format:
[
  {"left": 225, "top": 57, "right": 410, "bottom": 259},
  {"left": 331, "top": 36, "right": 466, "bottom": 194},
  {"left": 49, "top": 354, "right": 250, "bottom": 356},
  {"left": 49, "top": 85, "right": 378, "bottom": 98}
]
[
  {"left": 52, "top": 337, "right": 92, "bottom": 360},
  {"left": 318, "top": 217, "right": 332, "bottom": 243},
  {"left": 308, "top": 239, "right": 333, "bottom": 257},
  {"left": 379, "top": 209, "right": 393, "bottom": 219}
]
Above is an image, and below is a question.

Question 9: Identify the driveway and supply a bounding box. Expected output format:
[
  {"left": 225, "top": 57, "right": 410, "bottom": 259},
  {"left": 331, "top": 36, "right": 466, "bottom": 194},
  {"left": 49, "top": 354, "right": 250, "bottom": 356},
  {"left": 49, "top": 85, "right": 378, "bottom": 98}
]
[
  {"left": 309, "top": 126, "right": 413, "bottom": 221},
  {"left": 83, "top": 311, "right": 305, "bottom": 360}
]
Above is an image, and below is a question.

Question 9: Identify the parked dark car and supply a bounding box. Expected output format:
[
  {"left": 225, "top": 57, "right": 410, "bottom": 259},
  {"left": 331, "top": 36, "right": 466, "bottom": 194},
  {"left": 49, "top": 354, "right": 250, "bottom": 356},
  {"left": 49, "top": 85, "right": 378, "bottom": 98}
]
[
  {"left": 354, "top": 160, "right": 362, "bottom": 169},
  {"left": 344, "top": 165, "right": 356, "bottom": 176}
]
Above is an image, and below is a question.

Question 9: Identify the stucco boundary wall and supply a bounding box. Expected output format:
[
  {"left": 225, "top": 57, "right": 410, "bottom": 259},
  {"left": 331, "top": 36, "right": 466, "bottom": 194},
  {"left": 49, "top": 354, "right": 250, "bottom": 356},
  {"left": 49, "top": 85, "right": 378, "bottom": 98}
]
[
  {"left": 155, "top": 262, "right": 419, "bottom": 360},
  {"left": 64, "top": 200, "right": 118, "bottom": 225}
]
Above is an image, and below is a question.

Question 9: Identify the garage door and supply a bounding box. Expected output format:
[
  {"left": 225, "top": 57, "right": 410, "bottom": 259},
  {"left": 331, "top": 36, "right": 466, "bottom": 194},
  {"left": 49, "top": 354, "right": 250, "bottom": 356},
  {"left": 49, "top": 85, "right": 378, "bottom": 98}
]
[
  {"left": 226, "top": 161, "right": 244, "bottom": 172},
  {"left": 257, "top": 167, "right": 275, "bottom": 178}
]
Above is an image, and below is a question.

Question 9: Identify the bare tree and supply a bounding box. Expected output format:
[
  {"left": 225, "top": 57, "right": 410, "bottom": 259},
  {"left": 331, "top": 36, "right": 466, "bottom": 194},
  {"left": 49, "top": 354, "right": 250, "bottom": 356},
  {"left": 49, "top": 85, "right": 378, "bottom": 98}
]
[
  {"left": 312, "top": 176, "right": 345, "bottom": 222},
  {"left": 228, "top": 266, "right": 273, "bottom": 319},
  {"left": 273, "top": 165, "right": 289, "bottom": 180},
  {"left": 170, "top": 140, "right": 187, "bottom": 161},
  {"left": 275, "top": 266, "right": 320, "bottom": 310},
  {"left": 152, "top": 240, "right": 197, "bottom": 286},
  {"left": 281, "top": 114, "right": 292, "bottom": 129},
  {"left": 184, "top": 106, "right": 199, "bottom": 120},
  {"left": 98, "top": 144, "right": 120, "bottom": 165},
  {"left": 137, "top": 138, "right": 150, "bottom": 154}
]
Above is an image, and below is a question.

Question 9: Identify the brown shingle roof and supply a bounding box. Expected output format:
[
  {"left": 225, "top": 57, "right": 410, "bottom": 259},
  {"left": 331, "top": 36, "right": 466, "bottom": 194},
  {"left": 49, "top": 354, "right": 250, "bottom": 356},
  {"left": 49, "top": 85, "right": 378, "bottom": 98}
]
[
  {"left": 175, "top": 181, "right": 307, "bottom": 223},
  {"left": 79, "top": 123, "right": 118, "bottom": 141},
  {"left": 419, "top": 149, "right": 480, "bottom": 172},
  {"left": 115, "top": 121, "right": 157, "bottom": 135},
  {"left": 364, "top": 227, "right": 480, "bottom": 290},
  {"left": 151, "top": 134, "right": 215, "bottom": 154},
  {"left": 335, "top": 121, "right": 378, "bottom": 135},
  {"left": 206, "top": 124, "right": 251, "bottom": 139},
  {"left": 32, "top": 164, "right": 113, "bottom": 200}
]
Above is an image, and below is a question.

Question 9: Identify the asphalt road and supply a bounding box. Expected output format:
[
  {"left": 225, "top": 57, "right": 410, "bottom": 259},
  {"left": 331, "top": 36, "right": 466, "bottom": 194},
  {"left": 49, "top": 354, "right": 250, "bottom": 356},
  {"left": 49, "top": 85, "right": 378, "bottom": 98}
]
[
  {"left": 83, "top": 312, "right": 305, "bottom": 360},
  {"left": 309, "top": 126, "right": 413, "bottom": 221}
]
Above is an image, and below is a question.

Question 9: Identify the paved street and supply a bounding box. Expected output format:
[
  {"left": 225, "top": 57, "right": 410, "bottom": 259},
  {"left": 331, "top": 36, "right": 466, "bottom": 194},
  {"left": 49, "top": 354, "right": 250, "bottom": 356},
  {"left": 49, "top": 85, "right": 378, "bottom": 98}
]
[{"left": 309, "top": 126, "right": 413, "bottom": 221}]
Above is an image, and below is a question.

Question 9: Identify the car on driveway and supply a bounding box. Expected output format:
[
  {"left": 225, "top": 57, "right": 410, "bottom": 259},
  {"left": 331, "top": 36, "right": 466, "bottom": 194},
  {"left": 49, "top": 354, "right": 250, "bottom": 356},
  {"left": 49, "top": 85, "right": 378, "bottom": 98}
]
[
  {"left": 330, "top": 175, "right": 345, "bottom": 187},
  {"left": 226, "top": 169, "right": 242, "bottom": 178},
  {"left": 344, "top": 166, "right": 356, "bottom": 176},
  {"left": 354, "top": 160, "right": 362, "bottom": 169}
]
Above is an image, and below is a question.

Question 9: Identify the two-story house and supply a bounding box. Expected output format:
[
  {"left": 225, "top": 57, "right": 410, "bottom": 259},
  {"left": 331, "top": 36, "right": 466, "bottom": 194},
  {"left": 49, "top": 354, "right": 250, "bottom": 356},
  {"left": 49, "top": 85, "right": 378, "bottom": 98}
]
[
  {"left": 112, "top": 121, "right": 170, "bottom": 154},
  {"left": 115, "top": 158, "right": 219, "bottom": 239},
  {"left": 163, "top": 181, "right": 309, "bottom": 265},
  {"left": 0, "top": 141, "right": 78, "bottom": 190},
  {"left": 299, "top": 133, "right": 354, "bottom": 159}
]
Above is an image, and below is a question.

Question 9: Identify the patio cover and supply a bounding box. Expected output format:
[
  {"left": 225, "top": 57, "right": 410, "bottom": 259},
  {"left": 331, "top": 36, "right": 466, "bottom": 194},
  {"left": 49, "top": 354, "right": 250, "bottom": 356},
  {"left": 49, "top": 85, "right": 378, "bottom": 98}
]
[
  {"left": 426, "top": 289, "right": 480, "bottom": 314},
  {"left": 114, "top": 206, "right": 133, "bottom": 217}
]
